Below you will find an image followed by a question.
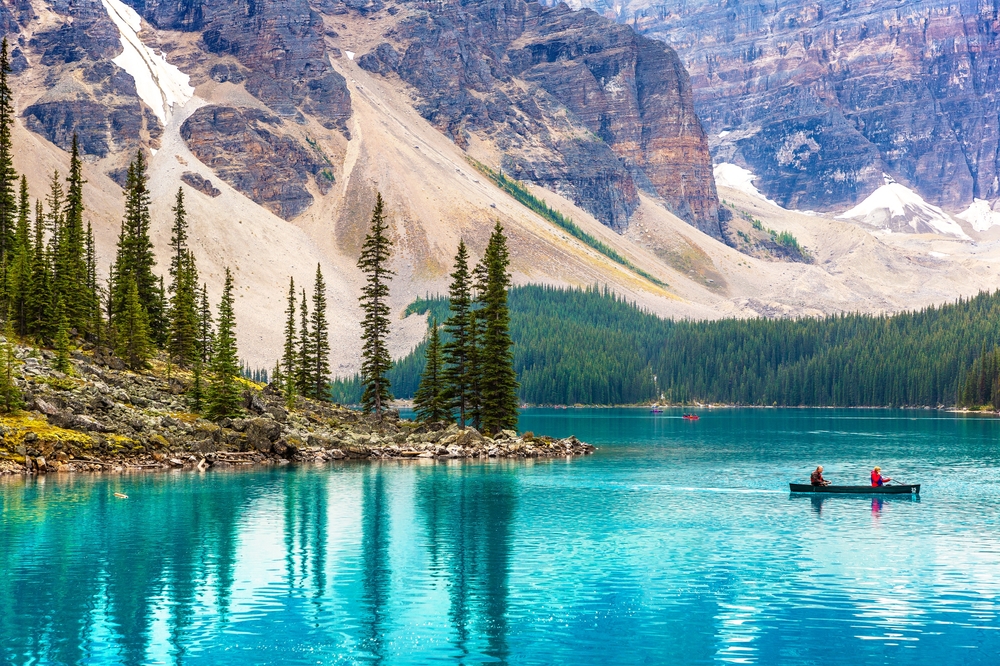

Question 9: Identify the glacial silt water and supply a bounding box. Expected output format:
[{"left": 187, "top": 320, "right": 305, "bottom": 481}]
[{"left": 2, "top": 408, "right": 1000, "bottom": 665}]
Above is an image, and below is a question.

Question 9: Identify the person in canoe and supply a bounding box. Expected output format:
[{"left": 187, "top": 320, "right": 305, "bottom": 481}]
[
  {"left": 810, "top": 466, "right": 831, "bottom": 486},
  {"left": 870, "top": 466, "right": 892, "bottom": 487}
]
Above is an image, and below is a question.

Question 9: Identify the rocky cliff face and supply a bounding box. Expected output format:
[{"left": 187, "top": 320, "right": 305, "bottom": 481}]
[
  {"left": 360, "top": 0, "right": 722, "bottom": 236},
  {"left": 19, "top": 0, "right": 163, "bottom": 160},
  {"left": 11, "top": 0, "right": 720, "bottom": 234},
  {"left": 130, "top": 0, "right": 352, "bottom": 133},
  {"left": 575, "top": 0, "right": 1000, "bottom": 215},
  {"left": 180, "top": 105, "right": 335, "bottom": 220}
]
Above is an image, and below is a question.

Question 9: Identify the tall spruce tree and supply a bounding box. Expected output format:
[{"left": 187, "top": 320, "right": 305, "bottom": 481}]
[
  {"left": 168, "top": 252, "right": 199, "bottom": 366},
  {"left": 169, "top": 188, "right": 188, "bottom": 287},
  {"left": 478, "top": 222, "right": 519, "bottom": 434},
  {"left": 85, "top": 222, "right": 101, "bottom": 343},
  {"left": 465, "top": 256, "right": 488, "bottom": 430},
  {"left": 442, "top": 240, "right": 473, "bottom": 426},
  {"left": 296, "top": 288, "right": 314, "bottom": 397},
  {"left": 166, "top": 191, "right": 199, "bottom": 366},
  {"left": 0, "top": 317, "right": 22, "bottom": 413},
  {"left": 53, "top": 302, "right": 71, "bottom": 373},
  {"left": 414, "top": 319, "right": 449, "bottom": 423},
  {"left": 198, "top": 283, "right": 213, "bottom": 363},
  {"left": 466, "top": 308, "right": 483, "bottom": 430},
  {"left": 115, "top": 277, "right": 152, "bottom": 371},
  {"left": 27, "top": 200, "right": 52, "bottom": 342},
  {"left": 56, "top": 136, "right": 90, "bottom": 334},
  {"left": 310, "top": 265, "right": 330, "bottom": 400},
  {"left": 206, "top": 268, "right": 242, "bottom": 418},
  {"left": 10, "top": 177, "right": 31, "bottom": 335},
  {"left": 357, "top": 193, "right": 394, "bottom": 416},
  {"left": 0, "top": 39, "right": 16, "bottom": 266},
  {"left": 112, "top": 151, "right": 163, "bottom": 341},
  {"left": 281, "top": 277, "right": 297, "bottom": 400}
]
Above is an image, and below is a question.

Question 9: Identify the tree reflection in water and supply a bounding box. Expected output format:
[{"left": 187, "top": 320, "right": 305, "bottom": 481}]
[{"left": 416, "top": 462, "right": 516, "bottom": 665}]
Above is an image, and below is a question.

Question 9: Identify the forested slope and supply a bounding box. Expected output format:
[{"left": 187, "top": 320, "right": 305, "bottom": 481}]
[{"left": 331, "top": 286, "right": 1000, "bottom": 407}]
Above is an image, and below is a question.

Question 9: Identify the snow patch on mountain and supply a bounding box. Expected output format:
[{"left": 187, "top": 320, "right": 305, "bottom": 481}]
[
  {"left": 956, "top": 199, "right": 1000, "bottom": 232},
  {"left": 836, "top": 176, "right": 969, "bottom": 239},
  {"left": 101, "top": 0, "right": 193, "bottom": 124},
  {"left": 713, "top": 163, "right": 778, "bottom": 206}
]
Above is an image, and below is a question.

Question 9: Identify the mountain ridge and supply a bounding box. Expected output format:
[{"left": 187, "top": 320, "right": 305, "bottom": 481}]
[{"left": 9, "top": 0, "right": 1000, "bottom": 372}]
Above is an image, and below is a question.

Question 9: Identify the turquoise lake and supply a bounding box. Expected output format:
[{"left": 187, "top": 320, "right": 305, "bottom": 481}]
[{"left": 3, "top": 408, "right": 1000, "bottom": 665}]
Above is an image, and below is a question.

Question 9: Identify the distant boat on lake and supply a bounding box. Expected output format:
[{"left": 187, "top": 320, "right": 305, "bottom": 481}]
[{"left": 682, "top": 413, "right": 700, "bottom": 421}]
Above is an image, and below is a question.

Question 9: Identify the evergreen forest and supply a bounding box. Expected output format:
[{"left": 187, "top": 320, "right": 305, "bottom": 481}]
[{"left": 331, "top": 285, "right": 1000, "bottom": 408}]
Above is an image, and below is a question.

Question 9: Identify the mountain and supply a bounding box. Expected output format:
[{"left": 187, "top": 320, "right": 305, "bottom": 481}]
[
  {"left": 575, "top": 0, "right": 1000, "bottom": 223},
  {"left": 8, "top": 0, "right": 1000, "bottom": 370}
]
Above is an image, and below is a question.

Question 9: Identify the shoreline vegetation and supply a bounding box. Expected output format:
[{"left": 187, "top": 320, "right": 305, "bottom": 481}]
[{"left": 0, "top": 344, "right": 594, "bottom": 476}]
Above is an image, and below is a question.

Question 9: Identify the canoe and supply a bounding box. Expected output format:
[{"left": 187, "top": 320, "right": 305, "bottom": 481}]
[{"left": 789, "top": 483, "right": 920, "bottom": 495}]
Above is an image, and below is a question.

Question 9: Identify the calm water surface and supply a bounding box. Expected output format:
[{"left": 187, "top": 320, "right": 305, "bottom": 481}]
[{"left": 3, "top": 408, "right": 1000, "bottom": 665}]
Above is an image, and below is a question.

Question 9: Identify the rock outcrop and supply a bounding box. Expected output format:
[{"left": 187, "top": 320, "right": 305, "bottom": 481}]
[
  {"left": 0, "top": 346, "right": 595, "bottom": 475},
  {"left": 180, "top": 106, "right": 334, "bottom": 220},
  {"left": 180, "top": 172, "right": 221, "bottom": 198},
  {"left": 20, "top": 0, "right": 163, "bottom": 158},
  {"left": 127, "top": 0, "right": 352, "bottom": 133},
  {"left": 360, "top": 0, "right": 723, "bottom": 237},
  {"left": 587, "top": 0, "right": 1000, "bottom": 215}
]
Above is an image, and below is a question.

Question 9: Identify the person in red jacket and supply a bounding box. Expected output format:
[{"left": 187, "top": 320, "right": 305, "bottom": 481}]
[{"left": 871, "top": 466, "right": 891, "bottom": 487}]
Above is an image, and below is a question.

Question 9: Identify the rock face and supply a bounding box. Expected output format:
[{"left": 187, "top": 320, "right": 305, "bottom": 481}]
[
  {"left": 16, "top": 0, "right": 350, "bottom": 162},
  {"left": 581, "top": 0, "right": 1000, "bottom": 214},
  {"left": 360, "top": 0, "right": 722, "bottom": 237},
  {"left": 125, "top": 0, "right": 352, "bottom": 133},
  {"left": 20, "top": 0, "right": 163, "bottom": 159},
  {"left": 180, "top": 106, "right": 334, "bottom": 220},
  {"left": 16, "top": 0, "right": 722, "bottom": 237},
  {"left": 180, "top": 172, "right": 221, "bottom": 198}
]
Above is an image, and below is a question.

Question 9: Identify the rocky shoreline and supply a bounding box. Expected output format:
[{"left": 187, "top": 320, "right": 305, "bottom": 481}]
[{"left": 0, "top": 347, "right": 595, "bottom": 476}]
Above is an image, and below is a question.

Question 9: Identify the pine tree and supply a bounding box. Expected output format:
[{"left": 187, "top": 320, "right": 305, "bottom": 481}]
[
  {"left": 310, "top": 264, "right": 330, "bottom": 400},
  {"left": 169, "top": 188, "right": 188, "bottom": 288},
  {"left": 478, "top": 222, "right": 519, "bottom": 435},
  {"left": 206, "top": 268, "right": 242, "bottom": 419},
  {"left": 0, "top": 316, "right": 21, "bottom": 413},
  {"left": 114, "top": 276, "right": 152, "bottom": 371},
  {"left": 27, "top": 200, "right": 52, "bottom": 343},
  {"left": 168, "top": 251, "right": 200, "bottom": 366},
  {"left": 442, "top": 240, "right": 473, "bottom": 426},
  {"left": 357, "top": 192, "right": 394, "bottom": 416},
  {"left": 281, "top": 277, "right": 297, "bottom": 401},
  {"left": 0, "top": 39, "right": 16, "bottom": 266},
  {"left": 112, "top": 151, "right": 163, "bottom": 341},
  {"left": 296, "top": 288, "right": 314, "bottom": 397},
  {"left": 414, "top": 319, "right": 449, "bottom": 423},
  {"left": 270, "top": 359, "right": 283, "bottom": 394},
  {"left": 53, "top": 303, "right": 71, "bottom": 374},
  {"left": 85, "top": 221, "right": 100, "bottom": 343},
  {"left": 45, "top": 170, "right": 63, "bottom": 245},
  {"left": 9, "top": 177, "right": 31, "bottom": 336},
  {"left": 165, "top": 188, "right": 199, "bottom": 366},
  {"left": 56, "top": 136, "right": 90, "bottom": 334},
  {"left": 466, "top": 308, "right": 483, "bottom": 430},
  {"left": 198, "top": 283, "right": 213, "bottom": 363}
]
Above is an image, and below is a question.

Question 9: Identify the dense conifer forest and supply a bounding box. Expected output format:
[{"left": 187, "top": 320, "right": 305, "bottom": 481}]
[{"left": 332, "top": 285, "right": 1000, "bottom": 408}]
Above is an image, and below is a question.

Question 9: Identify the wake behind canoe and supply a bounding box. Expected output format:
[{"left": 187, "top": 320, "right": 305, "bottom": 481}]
[{"left": 789, "top": 483, "right": 920, "bottom": 495}]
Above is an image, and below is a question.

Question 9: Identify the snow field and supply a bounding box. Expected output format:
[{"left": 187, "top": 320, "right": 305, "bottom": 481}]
[{"left": 101, "top": 0, "right": 194, "bottom": 124}]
